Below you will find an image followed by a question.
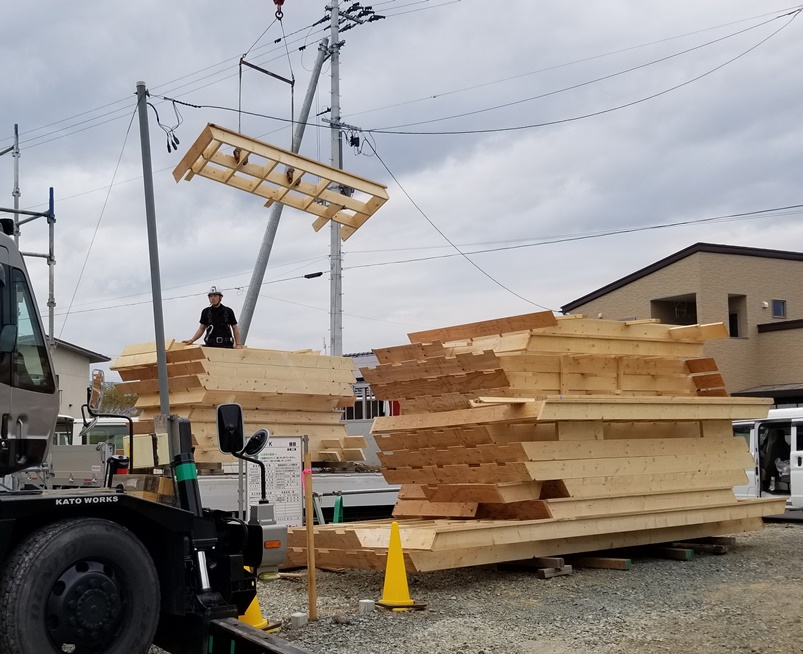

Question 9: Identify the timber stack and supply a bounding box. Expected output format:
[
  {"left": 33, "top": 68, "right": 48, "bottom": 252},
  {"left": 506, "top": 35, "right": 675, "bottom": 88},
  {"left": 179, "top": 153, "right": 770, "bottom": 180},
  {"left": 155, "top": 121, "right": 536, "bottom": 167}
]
[
  {"left": 110, "top": 341, "right": 363, "bottom": 465},
  {"left": 285, "top": 311, "right": 785, "bottom": 571}
]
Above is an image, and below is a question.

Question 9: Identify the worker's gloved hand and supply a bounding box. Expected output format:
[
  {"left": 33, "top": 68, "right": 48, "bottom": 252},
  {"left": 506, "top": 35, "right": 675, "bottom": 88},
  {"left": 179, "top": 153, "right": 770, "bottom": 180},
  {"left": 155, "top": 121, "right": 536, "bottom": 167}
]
[
  {"left": 181, "top": 339, "right": 194, "bottom": 345},
  {"left": 234, "top": 344, "right": 244, "bottom": 349}
]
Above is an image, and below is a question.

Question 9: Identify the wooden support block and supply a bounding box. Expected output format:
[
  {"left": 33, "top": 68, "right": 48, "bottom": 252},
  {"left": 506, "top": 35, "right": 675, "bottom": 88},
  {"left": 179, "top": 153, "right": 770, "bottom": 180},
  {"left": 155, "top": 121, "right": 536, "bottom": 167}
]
[
  {"left": 685, "top": 357, "right": 719, "bottom": 374},
  {"left": 315, "top": 450, "right": 343, "bottom": 462},
  {"left": 319, "top": 439, "right": 343, "bottom": 449},
  {"left": 392, "top": 499, "right": 478, "bottom": 518},
  {"left": 341, "top": 448, "right": 366, "bottom": 462},
  {"left": 536, "top": 565, "right": 573, "bottom": 579},
  {"left": 570, "top": 556, "right": 631, "bottom": 571},
  {"left": 422, "top": 481, "right": 543, "bottom": 504},
  {"left": 671, "top": 541, "right": 729, "bottom": 555},
  {"left": 532, "top": 557, "right": 565, "bottom": 568},
  {"left": 397, "top": 484, "right": 427, "bottom": 500},
  {"left": 690, "top": 536, "right": 737, "bottom": 546},
  {"left": 474, "top": 500, "right": 551, "bottom": 520},
  {"left": 343, "top": 436, "right": 368, "bottom": 448},
  {"left": 647, "top": 546, "right": 695, "bottom": 561}
]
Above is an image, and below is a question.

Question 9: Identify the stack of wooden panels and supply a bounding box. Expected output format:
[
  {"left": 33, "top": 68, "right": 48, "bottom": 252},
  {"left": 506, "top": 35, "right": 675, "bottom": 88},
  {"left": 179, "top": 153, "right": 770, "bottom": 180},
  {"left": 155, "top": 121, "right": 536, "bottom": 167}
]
[
  {"left": 111, "top": 341, "right": 363, "bottom": 464},
  {"left": 286, "top": 312, "right": 785, "bottom": 571}
]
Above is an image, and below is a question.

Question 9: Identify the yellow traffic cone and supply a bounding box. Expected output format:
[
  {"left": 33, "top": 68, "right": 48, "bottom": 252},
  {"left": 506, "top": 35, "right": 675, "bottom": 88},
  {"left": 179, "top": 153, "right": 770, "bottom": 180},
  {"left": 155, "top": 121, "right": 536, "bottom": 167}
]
[
  {"left": 376, "top": 521, "right": 426, "bottom": 611},
  {"left": 239, "top": 595, "right": 269, "bottom": 629}
]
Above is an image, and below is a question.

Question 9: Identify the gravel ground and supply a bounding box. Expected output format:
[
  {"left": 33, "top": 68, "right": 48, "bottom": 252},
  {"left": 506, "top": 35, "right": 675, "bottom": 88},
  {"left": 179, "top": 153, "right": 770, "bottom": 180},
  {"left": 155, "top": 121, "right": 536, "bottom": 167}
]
[
  {"left": 150, "top": 522, "right": 802, "bottom": 654},
  {"left": 254, "top": 523, "right": 803, "bottom": 654}
]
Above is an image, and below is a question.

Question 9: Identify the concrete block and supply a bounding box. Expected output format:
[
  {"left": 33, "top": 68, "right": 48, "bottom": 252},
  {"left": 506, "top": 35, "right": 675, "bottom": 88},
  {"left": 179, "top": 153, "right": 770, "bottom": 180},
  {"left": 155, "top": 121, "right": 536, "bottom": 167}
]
[
  {"left": 358, "top": 599, "right": 375, "bottom": 614},
  {"left": 290, "top": 612, "right": 308, "bottom": 628}
]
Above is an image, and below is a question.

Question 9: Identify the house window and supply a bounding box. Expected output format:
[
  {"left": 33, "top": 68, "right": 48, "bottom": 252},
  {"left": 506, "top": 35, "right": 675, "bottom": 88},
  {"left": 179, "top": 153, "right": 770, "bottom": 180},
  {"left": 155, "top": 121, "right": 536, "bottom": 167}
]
[
  {"left": 728, "top": 313, "right": 739, "bottom": 337},
  {"left": 772, "top": 299, "right": 786, "bottom": 319},
  {"left": 728, "top": 294, "right": 746, "bottom": 338}
]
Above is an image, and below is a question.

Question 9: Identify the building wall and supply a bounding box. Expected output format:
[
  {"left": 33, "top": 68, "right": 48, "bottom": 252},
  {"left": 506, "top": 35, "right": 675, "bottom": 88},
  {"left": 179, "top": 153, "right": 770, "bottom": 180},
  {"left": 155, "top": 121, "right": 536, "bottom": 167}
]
[
  {"left": 51, "top": 348, "right": 91, "bottom": 419},
  {"left": 565, "top": 252, "right": 803, "bottom": 393},
  {"left": 755, "top": 329, "right": 803, "bottom": 386}
]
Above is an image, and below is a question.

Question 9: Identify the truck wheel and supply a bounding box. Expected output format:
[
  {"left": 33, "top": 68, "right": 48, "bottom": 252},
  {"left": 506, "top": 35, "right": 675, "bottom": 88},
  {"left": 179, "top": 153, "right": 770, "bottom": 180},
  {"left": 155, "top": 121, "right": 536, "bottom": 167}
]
[{"left": 0, "top": 518, "right": 160, "bottom": 654}]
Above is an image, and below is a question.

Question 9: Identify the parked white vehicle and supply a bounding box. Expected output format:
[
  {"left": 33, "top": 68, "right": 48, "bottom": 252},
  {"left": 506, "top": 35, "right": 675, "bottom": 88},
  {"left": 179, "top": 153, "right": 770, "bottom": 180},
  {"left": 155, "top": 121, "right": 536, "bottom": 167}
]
[{"left": 733, "top": 407, "right": 803, "bottom": 508}]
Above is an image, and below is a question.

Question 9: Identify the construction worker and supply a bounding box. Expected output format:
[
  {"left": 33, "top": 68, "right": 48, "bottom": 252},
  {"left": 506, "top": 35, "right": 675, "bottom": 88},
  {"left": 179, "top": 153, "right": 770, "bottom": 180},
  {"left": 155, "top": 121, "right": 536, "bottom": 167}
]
[{"left": 182, "top": 286, "right": 243, "bottom": 349}]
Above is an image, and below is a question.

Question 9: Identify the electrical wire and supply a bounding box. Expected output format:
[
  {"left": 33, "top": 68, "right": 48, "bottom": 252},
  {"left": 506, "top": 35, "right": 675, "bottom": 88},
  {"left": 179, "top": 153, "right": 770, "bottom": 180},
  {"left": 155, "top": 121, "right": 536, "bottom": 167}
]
[
  {"left": 344, "top": 3, "right": 803, "bottom": 121},
  {"left": 11, "top": 5, "right": 800, "bottom": 149},
  {"left": 373, "top": 13, "right": 785, "bottom": 131},
  {"left": 257, "top": 294, "right": 422, "bottom": 327},
  {"left": 342, "top": 204, "right": 803, "bottom": 271},
  {"left": 57, "top": 107, "right": 138, "bottom": 339},
  {"left": 0, "top": 17, "right": 321, "bottom": 146},
  {"left": 152, "top": 7, "right": 800, "bottom": 140},
  {"left": 363, "top": 138, "right": 555, "bottom": 311},
  {"left": 61, "top": 256, "right": 329, "bottom": 310},
  {"left": 13, "top": 24, "right": 328, "bottom": 150},
  {"left": 367, "top": 8, "right": 802, "bottom": 135}
]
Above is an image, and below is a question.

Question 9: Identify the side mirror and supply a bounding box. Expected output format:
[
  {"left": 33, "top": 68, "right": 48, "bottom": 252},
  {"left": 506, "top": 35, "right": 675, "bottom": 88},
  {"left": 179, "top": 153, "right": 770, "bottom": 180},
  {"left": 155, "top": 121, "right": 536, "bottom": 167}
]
[
  {"left": 0, "top": 324, "right": 16, "bottom": 354},
  {"left": 217, "top": 403, "right": 244, "bottom": 455},
  {"left": 88, "top": 369, "right": 105, "bottom": 412},
  {"left": 243, "top": 428, "right": 270, "bottom": 456}
]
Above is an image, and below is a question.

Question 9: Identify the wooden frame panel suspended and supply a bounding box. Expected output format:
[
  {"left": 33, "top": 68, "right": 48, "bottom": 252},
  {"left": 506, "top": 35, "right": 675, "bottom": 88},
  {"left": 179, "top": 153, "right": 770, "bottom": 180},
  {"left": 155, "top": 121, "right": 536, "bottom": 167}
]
[{"left": 173, "top": 123, "right": 389, "bottom": 240}]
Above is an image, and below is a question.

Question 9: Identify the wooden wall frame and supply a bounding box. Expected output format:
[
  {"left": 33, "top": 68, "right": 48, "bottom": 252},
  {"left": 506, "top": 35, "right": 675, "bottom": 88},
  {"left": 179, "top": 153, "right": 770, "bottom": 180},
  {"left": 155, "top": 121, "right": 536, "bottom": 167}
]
[{"left": 173, "top": 123, "right": 389, "bottom": 241}]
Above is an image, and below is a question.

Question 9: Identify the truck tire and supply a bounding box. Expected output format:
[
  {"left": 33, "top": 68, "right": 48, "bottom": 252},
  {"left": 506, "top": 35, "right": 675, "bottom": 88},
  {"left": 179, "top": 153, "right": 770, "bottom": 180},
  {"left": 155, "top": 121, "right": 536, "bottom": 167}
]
[{"left": 0, "top": 517, "right": 160, "bottom": 654}]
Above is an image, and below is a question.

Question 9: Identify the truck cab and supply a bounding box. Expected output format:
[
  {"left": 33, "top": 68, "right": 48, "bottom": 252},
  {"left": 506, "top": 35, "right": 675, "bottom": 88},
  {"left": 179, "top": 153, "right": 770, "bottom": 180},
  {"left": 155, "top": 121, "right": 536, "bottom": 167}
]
[
  {"left": 733, "top": 407, "right": 803, "bottom": 509},
  {"left": 0, "top": 231, "right": 59, "bottom": 477}
]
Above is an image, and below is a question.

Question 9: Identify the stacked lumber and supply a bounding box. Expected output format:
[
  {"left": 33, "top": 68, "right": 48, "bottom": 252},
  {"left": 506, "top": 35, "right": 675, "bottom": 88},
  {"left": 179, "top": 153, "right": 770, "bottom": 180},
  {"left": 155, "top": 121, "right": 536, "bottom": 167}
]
[
  {"left": 286, "top": 312, "right": 785, "bottom": 571},
  {"left": 111, "top": 341, "right": 362, "bottom": 464}
]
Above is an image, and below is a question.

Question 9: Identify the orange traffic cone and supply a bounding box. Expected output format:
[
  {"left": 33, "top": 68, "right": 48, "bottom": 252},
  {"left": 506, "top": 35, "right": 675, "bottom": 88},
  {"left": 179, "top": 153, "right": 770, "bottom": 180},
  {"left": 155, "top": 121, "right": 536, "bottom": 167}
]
[{"left": 376, "top": 521, "right": 426, "bottom": 611}]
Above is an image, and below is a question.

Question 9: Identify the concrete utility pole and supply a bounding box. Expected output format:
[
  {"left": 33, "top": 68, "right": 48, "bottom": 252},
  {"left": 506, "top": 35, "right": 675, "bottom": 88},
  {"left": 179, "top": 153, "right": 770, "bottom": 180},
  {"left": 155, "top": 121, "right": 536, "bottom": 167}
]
[
  {"left": 238, "top": 38, "right": 330, "bottom": 342},
  {"left": 329, "top": 0, "right": 344, "bottom": 357},
  {"left": 135, "top": 82, "right": 170, "bottom": 417}
]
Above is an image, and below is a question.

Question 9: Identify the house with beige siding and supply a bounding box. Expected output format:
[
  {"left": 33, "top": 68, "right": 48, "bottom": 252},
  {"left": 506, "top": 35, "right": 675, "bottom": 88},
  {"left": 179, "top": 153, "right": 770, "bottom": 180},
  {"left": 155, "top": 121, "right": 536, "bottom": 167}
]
[
  {"left": 51, "top": 339, "right": 110, "bottom": 419},
  {"left": 561, "top": 243, "right": 803, "bottom": 405}
]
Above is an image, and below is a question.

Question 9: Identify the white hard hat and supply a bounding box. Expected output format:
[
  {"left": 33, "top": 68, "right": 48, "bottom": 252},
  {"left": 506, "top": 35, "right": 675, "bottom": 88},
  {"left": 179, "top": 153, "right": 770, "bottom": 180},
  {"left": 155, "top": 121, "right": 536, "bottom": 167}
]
[{"left": 207, "top": 285, "right": 223, "bottom": 297}]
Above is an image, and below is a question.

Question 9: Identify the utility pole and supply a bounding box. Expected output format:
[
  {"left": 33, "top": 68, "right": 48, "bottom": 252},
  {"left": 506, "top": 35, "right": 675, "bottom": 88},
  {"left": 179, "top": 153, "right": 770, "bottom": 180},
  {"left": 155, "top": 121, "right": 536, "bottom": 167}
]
[
  {"left": 238, "top": 38, "right": 330, "bottom": 342},
  {"left": 329, "top": 0, "right": 344, "bottom": 357},
  {"left": 135, "top": 82, "right": 170, "bottom": 417}
]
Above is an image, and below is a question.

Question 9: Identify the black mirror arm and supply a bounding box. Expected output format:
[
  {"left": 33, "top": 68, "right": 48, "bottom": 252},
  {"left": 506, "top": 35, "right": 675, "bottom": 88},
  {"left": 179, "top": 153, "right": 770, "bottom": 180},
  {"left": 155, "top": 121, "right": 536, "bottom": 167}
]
[{"left": 233, "top": 451, "right": 266, "bottom": 501}]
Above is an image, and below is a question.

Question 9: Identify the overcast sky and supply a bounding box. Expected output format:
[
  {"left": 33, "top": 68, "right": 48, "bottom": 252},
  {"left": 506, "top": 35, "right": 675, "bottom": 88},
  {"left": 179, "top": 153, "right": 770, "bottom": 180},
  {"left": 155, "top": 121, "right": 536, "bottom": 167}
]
[{"left": 2, "top": 1, "right": 802, "bottom": 379}]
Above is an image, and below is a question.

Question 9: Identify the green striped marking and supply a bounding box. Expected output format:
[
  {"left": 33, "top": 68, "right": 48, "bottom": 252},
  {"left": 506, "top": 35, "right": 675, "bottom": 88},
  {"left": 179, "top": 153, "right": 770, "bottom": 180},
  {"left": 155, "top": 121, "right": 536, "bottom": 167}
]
[{"left": 175, "top": 462, "right": 198, "bottom": 482}]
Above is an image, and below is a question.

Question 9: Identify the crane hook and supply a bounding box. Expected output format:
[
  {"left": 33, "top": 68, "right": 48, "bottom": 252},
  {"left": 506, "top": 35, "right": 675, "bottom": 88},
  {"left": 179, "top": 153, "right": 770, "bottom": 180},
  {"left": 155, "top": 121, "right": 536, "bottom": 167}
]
[{"left": 274, "top": 0, "right": 285, "bottom": 19}]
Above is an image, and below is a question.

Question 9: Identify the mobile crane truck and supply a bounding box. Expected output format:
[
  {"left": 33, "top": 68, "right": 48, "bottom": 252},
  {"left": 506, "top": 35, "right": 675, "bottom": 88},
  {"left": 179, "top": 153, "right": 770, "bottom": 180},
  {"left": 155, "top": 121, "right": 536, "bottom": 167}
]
[{"left": 0, "top": 217, "right": 309, "bottom": 653}]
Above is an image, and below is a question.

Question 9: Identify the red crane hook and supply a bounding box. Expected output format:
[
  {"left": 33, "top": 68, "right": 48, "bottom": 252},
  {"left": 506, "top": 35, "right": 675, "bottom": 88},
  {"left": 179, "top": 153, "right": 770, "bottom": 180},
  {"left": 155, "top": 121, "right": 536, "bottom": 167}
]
[{"left": 274, "top": 0, "right": 285, "bottom": 19}]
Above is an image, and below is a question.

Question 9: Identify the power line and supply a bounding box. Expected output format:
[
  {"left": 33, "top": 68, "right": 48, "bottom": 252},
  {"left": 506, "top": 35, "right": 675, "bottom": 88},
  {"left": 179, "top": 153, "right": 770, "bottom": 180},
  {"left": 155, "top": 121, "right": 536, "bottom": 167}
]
[
  {"left": 154, "top": 7, "right": 800, "bottom": 141},
  {"left": 366, "top": 8, "right": 801, "bottom": 135},
  {"left": 343, "top": 204, "right": 803, "bottom": 271},
  {"left": 343, "top": 4, "right": 803, "bottom": 121},
  {"left": 363, "top": 139, "right": 555, "bottom": 311},
  {"left": 58, "top": 108, "right": 138, "bottom": 339},
  {"left": 373, "top": 13, "right": 784, "bottom": 130}
]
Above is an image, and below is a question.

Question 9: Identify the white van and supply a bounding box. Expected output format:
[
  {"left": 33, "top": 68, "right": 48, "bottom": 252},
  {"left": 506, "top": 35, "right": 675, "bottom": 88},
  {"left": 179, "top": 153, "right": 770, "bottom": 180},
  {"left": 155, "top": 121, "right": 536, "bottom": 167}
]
[{"left": 732, "top": 407, "right": 803, "bottom": 508}]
